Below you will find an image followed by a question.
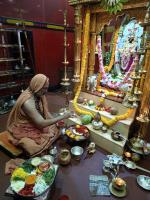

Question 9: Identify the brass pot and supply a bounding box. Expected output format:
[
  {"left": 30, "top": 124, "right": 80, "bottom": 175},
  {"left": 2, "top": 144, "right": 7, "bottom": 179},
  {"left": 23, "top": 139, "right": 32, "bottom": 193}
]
[
  {"left": 112, "top": 177, "right": 126, "bottom": 191},
  {"left": 58, "top": 149, "right": 71, "bottom": 165}
]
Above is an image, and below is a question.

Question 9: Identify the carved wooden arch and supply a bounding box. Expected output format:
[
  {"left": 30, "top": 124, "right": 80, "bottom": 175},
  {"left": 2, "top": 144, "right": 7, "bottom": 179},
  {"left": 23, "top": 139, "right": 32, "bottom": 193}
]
[{"left": 95, "top": 8, "right": 147, "bottom": 34}]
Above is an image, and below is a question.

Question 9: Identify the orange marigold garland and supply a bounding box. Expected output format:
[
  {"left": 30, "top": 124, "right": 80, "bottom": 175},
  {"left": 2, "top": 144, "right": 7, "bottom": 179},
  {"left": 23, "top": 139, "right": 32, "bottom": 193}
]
[{"left": 73, "top": 9, "right": 134, "bottom": 127}]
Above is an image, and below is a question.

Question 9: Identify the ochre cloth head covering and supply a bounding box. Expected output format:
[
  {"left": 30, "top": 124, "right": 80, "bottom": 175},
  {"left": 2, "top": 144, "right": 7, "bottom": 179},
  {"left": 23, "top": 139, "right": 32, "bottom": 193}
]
[
  {"left": 7, "top": 74, "right": 49, "bottom": 130},
  {"left": 29, "top": 74, "right": 48, "bottom": 93}
]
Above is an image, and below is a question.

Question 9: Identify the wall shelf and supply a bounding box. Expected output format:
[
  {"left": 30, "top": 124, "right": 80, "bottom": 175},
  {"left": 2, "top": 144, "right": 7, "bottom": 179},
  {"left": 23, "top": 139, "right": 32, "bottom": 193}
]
[
  {"left": 0, "top": 69, "right": 32, "bottom": 77},
  {"left": 0, "top": 58, "right": 25, "bottom": 62},
  {"left": 0, "top": 28, "right": 17, "bottom": 32},
  {"left": 0, "top": 27, "right": 34, "bottom": 112},
  {"left": 0, "top": 82, "right": 24, "bottom": 90},
  {"left": 0, "top": 44, "right": 24, "bottom": 48}
]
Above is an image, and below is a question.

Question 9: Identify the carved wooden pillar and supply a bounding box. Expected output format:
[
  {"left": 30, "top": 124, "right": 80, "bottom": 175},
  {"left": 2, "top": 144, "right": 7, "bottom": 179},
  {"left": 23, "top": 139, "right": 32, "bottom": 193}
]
[
  {"left": 88, "top": 14, "right": 96, "bottom": 76},
  {"left": 82, "top": 8, "right": 91, "bottom": 90}
]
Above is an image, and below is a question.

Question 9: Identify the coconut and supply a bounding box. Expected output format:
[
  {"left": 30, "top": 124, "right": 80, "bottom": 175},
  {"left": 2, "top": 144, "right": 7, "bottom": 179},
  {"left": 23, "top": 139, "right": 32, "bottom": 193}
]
[{"left": 81, "top": 115, "right": 92, "bottom": 125}]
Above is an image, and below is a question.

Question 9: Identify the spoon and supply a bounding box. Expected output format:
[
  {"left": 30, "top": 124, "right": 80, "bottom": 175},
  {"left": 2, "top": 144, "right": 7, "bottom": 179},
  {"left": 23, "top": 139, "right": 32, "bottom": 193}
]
[{"left": 124, "top": 160, "right": 150, "bottom": 174}]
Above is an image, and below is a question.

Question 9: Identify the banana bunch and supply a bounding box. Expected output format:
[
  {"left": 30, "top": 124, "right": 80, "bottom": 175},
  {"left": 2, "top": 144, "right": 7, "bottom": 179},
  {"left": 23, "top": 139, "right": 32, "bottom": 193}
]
[{"left": 101, "top": 0, "right": 128, "bottom": 14}]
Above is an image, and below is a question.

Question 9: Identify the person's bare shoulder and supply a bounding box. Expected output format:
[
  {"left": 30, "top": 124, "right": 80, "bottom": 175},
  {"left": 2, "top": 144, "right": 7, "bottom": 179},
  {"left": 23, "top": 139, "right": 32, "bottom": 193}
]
[
  {"left": 22, "top": 97, "right": 45, "bottom": 127},
  {"left": 23, "top": 97, "right": 35, "bottom": 111},
  {"left": 22, "top": 96, "right": 38, "bottom": 118}
]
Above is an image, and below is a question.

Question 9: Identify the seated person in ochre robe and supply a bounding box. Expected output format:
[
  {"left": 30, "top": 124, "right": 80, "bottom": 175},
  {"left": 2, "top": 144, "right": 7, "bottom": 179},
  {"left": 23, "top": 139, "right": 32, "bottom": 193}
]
[{"left": 7, "top": 74, "right": 71, "bottom": 157}]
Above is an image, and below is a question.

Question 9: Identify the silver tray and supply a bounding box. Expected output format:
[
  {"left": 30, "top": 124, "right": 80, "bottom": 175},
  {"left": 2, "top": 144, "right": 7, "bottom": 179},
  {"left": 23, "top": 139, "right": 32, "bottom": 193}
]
[{"left": 10, "top": 158, "right": 57, "bottom": 199}]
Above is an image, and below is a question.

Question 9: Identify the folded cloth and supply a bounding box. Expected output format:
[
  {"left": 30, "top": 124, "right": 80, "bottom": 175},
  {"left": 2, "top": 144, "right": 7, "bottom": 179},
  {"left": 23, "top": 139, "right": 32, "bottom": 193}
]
[
  {"left": 5, "top": 158, "right": 25, "bottom": 175},
  {"left": 89, "top": 175, "right": 110, "bottom": 196}
]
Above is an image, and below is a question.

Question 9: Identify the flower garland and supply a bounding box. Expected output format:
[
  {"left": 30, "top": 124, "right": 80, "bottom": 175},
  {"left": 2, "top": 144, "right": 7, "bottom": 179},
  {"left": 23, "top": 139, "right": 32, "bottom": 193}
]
[
  {"left": 73, "top": 8, "right": 94, "bottom": 118},
  {"left": 101, "top": 108, "right": 133, "bottom": 127},
  {"left": 97, "top": 35, "right": 120, "bottom": 97},
  {"left": 73, "top": 9, "right": 133, "bottom": 127},
  {"left": 121, "top": 53, "right": 133, "bottom": 71},
  {"left": 97, "top": 35, "right": 139, "bottom": 90},
  {"left": 97, "top": 28, "right": 120, "bottom": 93},
  {"left": 97, "top": 36, "right": 107, "bottom": 79},
  {"left": 105, "top": 28, "right": 120, "bottom": 72},
  {"left": 96, "top": 87, "right": 121, "bottom": 97}
]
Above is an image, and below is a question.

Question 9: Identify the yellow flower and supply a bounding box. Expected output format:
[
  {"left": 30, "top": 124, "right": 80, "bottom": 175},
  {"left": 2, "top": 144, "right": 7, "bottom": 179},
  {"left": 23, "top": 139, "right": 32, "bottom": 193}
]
[
  {"left": 72, "top": 11, "right": 133, "bottom": 127},
  {"left": 11, "top": 168, "right": 28, "bottom": 180},
  {"left": 105, "top": 28, "right": 119, "bottom": 72}
]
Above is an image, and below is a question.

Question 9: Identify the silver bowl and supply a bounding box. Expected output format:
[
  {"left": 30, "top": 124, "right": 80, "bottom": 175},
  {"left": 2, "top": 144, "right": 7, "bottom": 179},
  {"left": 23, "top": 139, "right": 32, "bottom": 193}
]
[{"left": 71, "top": 146, "right": 84, "bottom": 160}]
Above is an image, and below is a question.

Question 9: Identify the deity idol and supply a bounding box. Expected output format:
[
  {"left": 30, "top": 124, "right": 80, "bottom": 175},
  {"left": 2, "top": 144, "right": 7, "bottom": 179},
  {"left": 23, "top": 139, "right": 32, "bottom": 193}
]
[
  {"left": 99, "top": 19, "right": 143, "bottom": 92},
  {"left": 114, "top": 19, "right": 143, "bottom": 77}
]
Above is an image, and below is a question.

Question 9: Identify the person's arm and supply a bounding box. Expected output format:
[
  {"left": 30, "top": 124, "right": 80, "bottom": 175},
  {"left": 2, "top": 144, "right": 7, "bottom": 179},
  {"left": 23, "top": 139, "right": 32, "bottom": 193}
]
[
  {"left": 22, "top": 99, "right": 71, "bottom": 129},
  {"left": 47, "top": 112, "right": 56, "bottom": 119}
]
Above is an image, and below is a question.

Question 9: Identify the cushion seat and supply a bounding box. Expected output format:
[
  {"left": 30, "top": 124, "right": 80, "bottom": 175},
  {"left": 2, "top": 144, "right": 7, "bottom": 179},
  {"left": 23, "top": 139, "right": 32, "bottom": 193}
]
[{"left": 0, "top": 131, "right": 22, "bottom": 157}]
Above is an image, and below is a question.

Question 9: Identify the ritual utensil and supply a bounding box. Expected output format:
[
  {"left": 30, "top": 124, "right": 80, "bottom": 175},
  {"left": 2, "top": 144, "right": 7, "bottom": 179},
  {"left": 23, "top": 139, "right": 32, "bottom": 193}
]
[
  {"left": 125, "top": 72, "right": 142, "bottom": 108},
  {"left": 72, "top": 73, "right": 80, "bottom": 83},
  {"left": 137, "top": 109, "right": 150, "bottom": 136},
  {"left": 49, "top": 146, "right": 58, "bottom": 158},
  {"left": 136, "top": 111, "right": 150, "bottom": 123},
  {"left": 112, "top": 177, "right": 126, "bottom": 191},
  {"left": 87, "top": 142, "right": 96, "bottom": 154},
  {"left": 129, "top": 136, "right": 150, "bottom": 155},
  {"left": 8, "top": 96, "right": 16, "bottom": 107},
  {"left": 128, "top": 110, "right": 150, "bottom": 155},
  {"left": 138, "top": 69, "right": 147, "bottom": 91},
  {"left": 124, "top": 160, "right": 150, "bottom": 174},
  {"left": 82, "top": 98, "right": 88, "bottom": 105},
  {"left": 111, "top": 131, "right": 125, "bottom": 142},
  {"left": 71, "top": 146, "right": 84, "bottom": 160},
  {"left": 24, "top": 64, "right": 31, "bottom": 71},
  {"left": 109, "top": 177, "right": 127, "bottom": 198},
  {"left": 61, "top": 10, "right": 70, "bottom": 86},
  {"left": 122, "top": 53, "right": 143, "bottom": 108},
  {"left": 92, "top": 112, "right": 103, "bottom": 130},
  {"left": 124, "top": 151, "right": 132, "bottom": 159},
  {"left": 101, "top": 125, "right": 108, "bottom": 133},
  {"left": 14, "top": 64, "right": 20, "bottom": 70},
  {"left": 102, "top": 154, "right": 123, "bottom": 179},
  {"left": 137, "top": 175, "right": 150, "bottom": 190},
  {"left": 103, "top": 160, "right": 120, "bottom": 179},
  {"left": 58, "top": 148, "right": 71, "bottom": 165}
]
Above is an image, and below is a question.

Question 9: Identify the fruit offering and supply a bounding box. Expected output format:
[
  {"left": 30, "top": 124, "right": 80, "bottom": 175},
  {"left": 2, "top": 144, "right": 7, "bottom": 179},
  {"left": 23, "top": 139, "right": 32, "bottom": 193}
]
[{"left": 65, "top": 125, "right": 90, "bottom": 141}]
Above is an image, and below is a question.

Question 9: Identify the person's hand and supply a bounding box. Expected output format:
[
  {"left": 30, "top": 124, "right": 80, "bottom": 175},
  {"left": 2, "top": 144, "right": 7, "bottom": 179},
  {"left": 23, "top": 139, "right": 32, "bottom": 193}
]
[{"left": 62, "top": 111, "right": 72, "bottom": 119}]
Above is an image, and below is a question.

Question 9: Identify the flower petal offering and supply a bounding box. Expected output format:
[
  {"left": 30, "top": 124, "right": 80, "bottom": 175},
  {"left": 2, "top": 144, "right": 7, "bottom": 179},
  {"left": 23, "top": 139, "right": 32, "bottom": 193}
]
[
  {"left": 31, "top": 157, "right": 42, "bottom": 166},
  {"left": 10, "top": 158, "right": 56, "bottom": 198}
]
